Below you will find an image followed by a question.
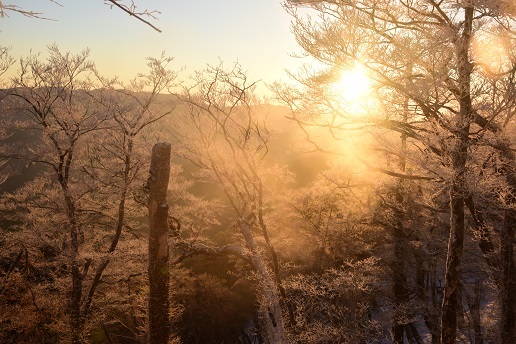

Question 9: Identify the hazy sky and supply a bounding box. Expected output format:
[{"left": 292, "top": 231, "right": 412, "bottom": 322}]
[{"left": 1, "top": 0, "right": 304, "bottom": 95}]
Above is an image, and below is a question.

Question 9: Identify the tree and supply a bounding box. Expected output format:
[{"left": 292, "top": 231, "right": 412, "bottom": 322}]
[
  {"left": 285, "top": 258, "right": 382, "bottom": 342},
  {"left": 169, "top": 61, "right": 289, "bottom": 343},
  {"left": 0, "top": 47, "right": 14, "bottom": 78},
  {"left": 0, "top": 46, "right": 177, "bottom": 343},
  {"left": 278, "top": 0, "right": 516, "bottom": 342},
  {"left": 80, "top": 52, "right": 177, "bottom": 341},
  {"left": 4, "top": 46, "right": 109, "bottom": 343},
  {"left": 82, "top": 53, "right": 177, "bottom": 317},
  {"left": 279, "top": 163, "right": 387, "bottom": 342}
]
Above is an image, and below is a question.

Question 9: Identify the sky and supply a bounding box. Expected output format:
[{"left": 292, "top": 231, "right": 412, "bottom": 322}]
[{"left": 0, "top": 0, "right": 306, "bottom": 96}]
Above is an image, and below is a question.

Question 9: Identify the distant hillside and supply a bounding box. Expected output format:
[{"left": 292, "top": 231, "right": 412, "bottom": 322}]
[{"left": 0, "top": 89, "right": 329, "bottom": 195}]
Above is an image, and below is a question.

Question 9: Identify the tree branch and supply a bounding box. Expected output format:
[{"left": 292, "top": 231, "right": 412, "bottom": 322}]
[
  {"left": 356, "top": 156, "right": 436, "bottom": 181},
  {"left": 104, "top": 0, "right": 162, "bottom": 33}
]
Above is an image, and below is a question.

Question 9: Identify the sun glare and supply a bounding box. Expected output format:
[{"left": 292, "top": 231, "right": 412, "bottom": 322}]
[
  {"left": 337, "top": 64, "right": 371, "bottom": 101},
  {"left": 472, "top": 31, "right": 511, "bottom": 75},
  {"left": 331, "top": 63, "right": 372, "bottom": 115}
]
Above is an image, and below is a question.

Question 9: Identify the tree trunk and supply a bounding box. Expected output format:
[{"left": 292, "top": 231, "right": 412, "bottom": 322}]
[
  {"left": 59, "top": 164, "right": 85, "bottom": 344},
  {"left": 498, "top": 141, "right": 516, "bottom": 344},
  {"left": 416, "top": 248, "right": 436, "bottom": 342},
  {"left": 440, "top": 123, "right": 468, "bottom": 344},
  {"left": 70, "top": 258, "right": 84, "bottom": 344},
  {"left": 440, "top": 6, "right": 474, "bottom": 344},
  {"left": 256, "top": 182, "right": 296, "bottom": 326},
  {"left": 254, "top": 256, "right": 287, "bottom": 344},
  {"left": 393, "top": 94, "right": 410, "bottom": 344},
  {"left": 392, "top": 225, "right": 409, "bottom": 344},
  {"left": 147, "top": 143, "right": 171, "bottom": 344},
  {"left": 501, "top": 207, "right": 516, "bottom": 344},
  {"left": 466, "top": 281, "right": 483, "bottom": 344},
  {"left": 239, "top": 220, "right": 287, "bottom": 344},
  {"left": 392, "top": 178, "right": 409, "bottom": 343},
  {"left": 83, "top": 137, "right": 134, "bottom": 319}
]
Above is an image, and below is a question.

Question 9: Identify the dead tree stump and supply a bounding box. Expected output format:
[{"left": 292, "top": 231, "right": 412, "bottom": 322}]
[{"left": 147, "top": 142, "right": 171, "bottom": 344}]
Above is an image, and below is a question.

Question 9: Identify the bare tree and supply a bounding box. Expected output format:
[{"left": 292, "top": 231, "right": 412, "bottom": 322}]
[
  {"left": 170, "top": 62, "right": 288, "bottom": 343},
  {"left": 3, "top": 45, "right": 108, "bottom": 343},
  {"left": 0, "top": 45, "right": 177, "bottom": 343},
  {"left": 0, "top": 47, "right": 14, "bottom": 77}
]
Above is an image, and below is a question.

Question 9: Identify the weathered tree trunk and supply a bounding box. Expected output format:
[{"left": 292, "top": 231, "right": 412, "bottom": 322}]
[
  {"left": 239, "top": 220, "right": 287, "bottom": 344},
  {"left": 256, "top": 180, "right": 296, "bottom": 327},
  {"left": 440, "top": 6, "right": 474, "bottom": 344},
  {"left": 147, "top": 143, "right": 171, "bottom": 344},
  {"left": 254, "top": 256, "right": 287, "bottom": 344}
]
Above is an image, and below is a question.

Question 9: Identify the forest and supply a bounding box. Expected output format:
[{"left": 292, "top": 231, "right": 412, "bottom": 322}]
[{"left": 0, "top": 0, "right": 515, "bottom": 343}]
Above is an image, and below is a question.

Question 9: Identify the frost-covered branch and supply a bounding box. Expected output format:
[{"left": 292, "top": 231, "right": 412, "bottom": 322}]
[{"left": 0, "top": 0, "right": 162, "bottom": 32}]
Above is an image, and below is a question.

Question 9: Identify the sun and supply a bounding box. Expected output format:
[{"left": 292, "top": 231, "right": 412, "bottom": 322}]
[
  {"left": 338, "top": 65, "right": 371, "bottom": 100},
  {"left": 472, "top": 31, "right": 511, "bottom": 75},
  {"left": 331, "top": 63, "right": 372, "bottom": 114}
]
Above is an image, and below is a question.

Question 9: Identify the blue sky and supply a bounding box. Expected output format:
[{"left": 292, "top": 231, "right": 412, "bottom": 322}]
[{"left": 1, "top": 0, "right": 304, "bottom": 93}]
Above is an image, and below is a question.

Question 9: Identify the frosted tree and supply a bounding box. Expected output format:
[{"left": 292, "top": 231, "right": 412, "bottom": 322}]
[
  {"left": 169, "top": 62, "right": 289, "bottom": 343},
  {"left": 0, "top": 46, "right": 177, "bottom": 343},
  {"left": 0, "top": 45, "right": 107, "bottom": 343},
  {"left": 277, "top": 0, "right": 516, "bottom": 342}
]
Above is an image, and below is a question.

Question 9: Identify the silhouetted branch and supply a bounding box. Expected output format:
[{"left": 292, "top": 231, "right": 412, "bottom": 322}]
[
  {"left": 0, "top": 1, "right": 162, "bottom": 32},
  {"left": 356, "top": 156, "right": 436, "bottom": 181},
  {"left": 0, "top": 1, "right": 59, "bottom": 19},
  {"left": 104, "top": 0, "right": 162, "bottom": 32}
]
